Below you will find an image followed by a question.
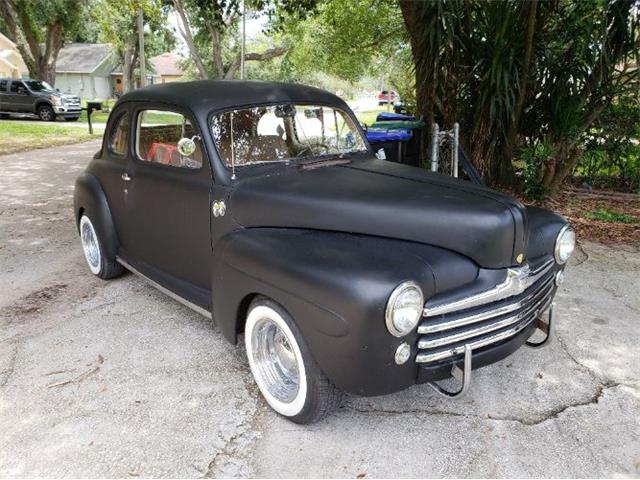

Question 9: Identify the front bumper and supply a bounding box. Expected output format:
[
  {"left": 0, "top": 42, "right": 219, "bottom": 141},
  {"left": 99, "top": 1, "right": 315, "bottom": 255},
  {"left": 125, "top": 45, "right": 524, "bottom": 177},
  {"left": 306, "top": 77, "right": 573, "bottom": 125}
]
[
  {"left": 54, "top": 105, "right": 81, "bottom": 117},
  {"left": 417, "top": 311, "right": 539, "bottom": 382},
  {"left": 414, "top": 258, "right": 559, "bottom": 387}
]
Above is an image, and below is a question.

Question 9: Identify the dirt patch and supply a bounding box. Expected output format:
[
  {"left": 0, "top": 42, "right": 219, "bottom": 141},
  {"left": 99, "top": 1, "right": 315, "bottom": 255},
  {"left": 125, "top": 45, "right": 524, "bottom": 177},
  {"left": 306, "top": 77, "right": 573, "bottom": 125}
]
[
  {"left": 0, "top": 283, "right": 68, "bottom": 321},
  {"left": 521, "top": 188, "right": 640, "bottom": 249}
]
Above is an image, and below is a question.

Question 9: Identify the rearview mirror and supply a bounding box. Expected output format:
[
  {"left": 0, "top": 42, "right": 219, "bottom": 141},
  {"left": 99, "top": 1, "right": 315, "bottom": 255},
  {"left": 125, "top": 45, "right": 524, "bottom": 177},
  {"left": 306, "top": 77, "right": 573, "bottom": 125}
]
[{"left": 177, "top": 137, "right": 197, "bottom": 157}]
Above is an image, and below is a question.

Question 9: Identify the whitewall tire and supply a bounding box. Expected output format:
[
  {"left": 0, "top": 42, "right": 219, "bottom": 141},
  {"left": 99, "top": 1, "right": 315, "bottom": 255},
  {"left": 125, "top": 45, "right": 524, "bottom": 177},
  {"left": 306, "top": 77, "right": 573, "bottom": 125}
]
[
  {"left": 244, "top": 298, "right": 344, "bottom": 424},
  {"left": 78, "top": 214, "right": 124, "bottom": 280}
]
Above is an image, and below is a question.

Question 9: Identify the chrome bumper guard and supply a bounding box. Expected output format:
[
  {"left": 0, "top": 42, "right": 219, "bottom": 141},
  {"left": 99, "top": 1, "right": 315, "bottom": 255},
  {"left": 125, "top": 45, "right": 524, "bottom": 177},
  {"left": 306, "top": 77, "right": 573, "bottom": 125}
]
[
  {"left": 418, "top": 260, "right": 557, "bottom": 398},
  {"left": 427, "top": 302, "right": 555, "bottom": 398}
]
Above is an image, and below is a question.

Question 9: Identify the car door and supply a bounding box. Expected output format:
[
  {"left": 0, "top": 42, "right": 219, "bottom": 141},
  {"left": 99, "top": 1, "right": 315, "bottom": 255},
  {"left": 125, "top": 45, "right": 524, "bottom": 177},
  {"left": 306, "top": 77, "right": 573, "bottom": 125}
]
[
  {"left": 123, "top": 105, "right": 213, "bottom": 307},
  {"left": 0, "top": 79, "right": 8, "bottom": 111},
  {"left": 4, "top": 80, "right": 31, "bottom": 111},
  {"left": 95, "top": 105, "right": 135, "bottom": 252}
]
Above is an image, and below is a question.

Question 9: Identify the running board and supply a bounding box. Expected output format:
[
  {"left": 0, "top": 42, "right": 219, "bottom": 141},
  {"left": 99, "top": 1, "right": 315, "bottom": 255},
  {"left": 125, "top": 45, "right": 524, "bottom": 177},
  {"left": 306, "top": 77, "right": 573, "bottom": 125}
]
[{"left": 116, "top": 257, "right": 212, "bottom": 319}]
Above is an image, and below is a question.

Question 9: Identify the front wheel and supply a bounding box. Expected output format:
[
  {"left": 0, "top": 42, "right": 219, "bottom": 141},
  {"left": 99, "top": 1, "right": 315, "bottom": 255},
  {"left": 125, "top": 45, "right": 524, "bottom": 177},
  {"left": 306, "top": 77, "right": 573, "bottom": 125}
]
[
  {"left": 245, "top": 298, "right": 344, "bottom": 424},
  {"left": 79, "top": 214, "right": 123, "bottom": 279},
  {"left": 37, "top": 105, "right": 56, "bottom": 121}
]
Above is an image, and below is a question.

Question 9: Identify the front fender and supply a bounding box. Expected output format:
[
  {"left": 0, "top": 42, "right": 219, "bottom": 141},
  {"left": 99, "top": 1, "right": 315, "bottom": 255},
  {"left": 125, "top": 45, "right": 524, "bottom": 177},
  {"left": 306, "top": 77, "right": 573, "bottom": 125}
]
[
  {"left": 73, "top": 172, "right": 119, "bottom": 260},
  {"left": 212, "top": 228, "right": 478, "bottom": 396}
]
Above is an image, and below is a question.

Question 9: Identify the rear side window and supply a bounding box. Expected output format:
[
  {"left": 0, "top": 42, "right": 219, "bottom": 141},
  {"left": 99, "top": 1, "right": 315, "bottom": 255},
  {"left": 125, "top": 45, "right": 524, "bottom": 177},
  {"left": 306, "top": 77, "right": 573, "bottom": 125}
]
[
  {"left": 109, "top": 112, "right": 129, "bottom": 156},
  {"left": 136, "top": 109, "right": 202, "bottom": 169},
  {"left": 0, "top": 80, "right": 7, "bottom": 92},
  {"left": 9, "top": 81, "right": 24, "bottom": 93}
]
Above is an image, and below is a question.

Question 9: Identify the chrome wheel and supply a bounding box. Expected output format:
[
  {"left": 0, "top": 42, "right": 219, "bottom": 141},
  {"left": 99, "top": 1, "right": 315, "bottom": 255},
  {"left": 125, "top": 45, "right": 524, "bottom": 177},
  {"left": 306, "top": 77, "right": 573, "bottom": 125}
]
[
  {"left": 79, "top": 215, "right": 101, "bottom": 275},
  {"left": 245, "top": 304, "right": 307, "bottom": 417}
]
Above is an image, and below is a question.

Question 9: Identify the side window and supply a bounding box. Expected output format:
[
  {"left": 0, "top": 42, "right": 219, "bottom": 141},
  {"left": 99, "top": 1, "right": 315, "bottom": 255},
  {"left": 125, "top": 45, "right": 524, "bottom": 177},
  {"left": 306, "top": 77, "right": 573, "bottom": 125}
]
[
  {"left": 136, "top": 109, "right": 202, "bottom": 169},
  {"left": 108, "top": 112, "right": 129, "bottom": 156},
  {"left": 9, "top": 81, "right": 25, "bottom": 93},
  {"left": 0, "top": 80, "right": 7, "bottom": 92}
]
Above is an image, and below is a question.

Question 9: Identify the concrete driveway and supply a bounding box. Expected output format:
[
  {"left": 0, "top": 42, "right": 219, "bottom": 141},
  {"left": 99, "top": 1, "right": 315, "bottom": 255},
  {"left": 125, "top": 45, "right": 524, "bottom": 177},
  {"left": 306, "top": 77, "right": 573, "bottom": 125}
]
[{"left": 0, "top": 142, "right": 638, "bottom": 478}]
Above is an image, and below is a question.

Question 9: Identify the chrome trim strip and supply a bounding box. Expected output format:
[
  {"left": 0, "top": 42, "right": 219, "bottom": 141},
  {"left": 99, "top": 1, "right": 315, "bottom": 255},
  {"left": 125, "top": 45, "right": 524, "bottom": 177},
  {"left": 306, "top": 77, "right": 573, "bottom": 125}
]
[
  {"left": 423, "top": 259, "right": 554, "bottom": 317},
  {"left": 418, "top": 274, "right": 555, "bottom": 334},
  {"left": 417, "top": 290, "right": 553, "bottom": 349},
  {"left": 415, "top": 304, "right": 549, "bottom": 364},
  {"left": 116, "top": 257, "right": 212, "bottom": 319}
]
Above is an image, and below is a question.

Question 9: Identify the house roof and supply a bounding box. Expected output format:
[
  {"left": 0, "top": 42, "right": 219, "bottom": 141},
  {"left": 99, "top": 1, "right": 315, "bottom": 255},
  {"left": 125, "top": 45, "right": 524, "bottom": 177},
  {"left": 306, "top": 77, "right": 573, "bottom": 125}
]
[
  {"left": 149, "top": 52, "right": 184, "bottom": 77},
  {"left": 0, "top": 32, "right": 17, "bottom": 49},
  {"left": 55, "top": 43, "right": 113, "bottom": 73}
]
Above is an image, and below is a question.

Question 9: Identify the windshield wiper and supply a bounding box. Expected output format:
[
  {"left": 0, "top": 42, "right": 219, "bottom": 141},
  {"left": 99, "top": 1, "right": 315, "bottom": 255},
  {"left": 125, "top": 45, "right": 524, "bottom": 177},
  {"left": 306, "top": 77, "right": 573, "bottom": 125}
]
[{"left": 298, "top": 153, "right": 352, "bottom": 169}]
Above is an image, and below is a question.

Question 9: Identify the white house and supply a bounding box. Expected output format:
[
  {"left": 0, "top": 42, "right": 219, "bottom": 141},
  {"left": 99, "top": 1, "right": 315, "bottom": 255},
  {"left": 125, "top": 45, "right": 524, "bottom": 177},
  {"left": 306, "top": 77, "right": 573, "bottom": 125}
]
[
  {"left": 0, "top": 32, "right": 28, "bottom": 79},
  {"left": 54, "top": 43, "right": 116, "bottom": 99}
]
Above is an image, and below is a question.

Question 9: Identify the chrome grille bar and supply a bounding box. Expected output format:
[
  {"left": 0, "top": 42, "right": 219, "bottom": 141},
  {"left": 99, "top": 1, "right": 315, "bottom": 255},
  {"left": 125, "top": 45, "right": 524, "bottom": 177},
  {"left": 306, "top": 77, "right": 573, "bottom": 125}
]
[
  {"left": 417, "top": 285, "right": 554, "bottom": 349},
  {"left": 415, "top": 302, "right": 550, "bottom": 364},
  {"left": 418, "top": 273, "right": 555, "bottom": 334},
  {"left": 423, "top": 259, "right": 554, "bottom": 317}
]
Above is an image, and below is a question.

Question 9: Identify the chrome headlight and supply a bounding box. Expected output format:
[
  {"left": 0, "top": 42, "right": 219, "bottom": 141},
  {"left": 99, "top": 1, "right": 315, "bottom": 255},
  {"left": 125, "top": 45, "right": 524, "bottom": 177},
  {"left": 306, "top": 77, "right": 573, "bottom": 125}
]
[
  {"left": 385, "top": 282, "right": 424, "bottom": 337},
  {"left": 50, "top": 96, "right": 62, "bottom": 105},
  {"left": 554, "top": 225, "right": 575, "bottom": 264}
]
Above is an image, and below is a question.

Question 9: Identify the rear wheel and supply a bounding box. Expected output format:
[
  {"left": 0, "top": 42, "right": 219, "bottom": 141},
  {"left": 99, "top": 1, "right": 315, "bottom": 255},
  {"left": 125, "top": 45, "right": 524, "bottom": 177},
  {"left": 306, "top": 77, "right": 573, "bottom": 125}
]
[
  {"left": 245, "top": 298, "right": 344, "bottom": 424},
  {"left": 79, "top": 214, "right": 123, "bottom": 279},
  {"left": 37, "top": 104, "right": 55, "bottom": 121}
]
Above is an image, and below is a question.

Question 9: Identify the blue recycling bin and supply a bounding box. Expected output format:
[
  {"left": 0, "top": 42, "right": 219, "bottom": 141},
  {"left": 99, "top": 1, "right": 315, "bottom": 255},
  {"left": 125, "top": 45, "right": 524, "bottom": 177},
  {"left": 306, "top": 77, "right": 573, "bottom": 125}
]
[
  {"left": 365, "top": 129, "right": 413, "bottom": 164},
  {"left": 375, "top": 112, "right": 417, "bottom": 122}
]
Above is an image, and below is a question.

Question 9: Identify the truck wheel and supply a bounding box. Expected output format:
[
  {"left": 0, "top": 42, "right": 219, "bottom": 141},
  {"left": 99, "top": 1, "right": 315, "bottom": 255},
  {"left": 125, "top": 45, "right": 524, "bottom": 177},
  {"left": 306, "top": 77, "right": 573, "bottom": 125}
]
[
  {"left": 37, "top": 105, "right": 56, "bottom": 121},
  {"left": 79, "top": 214, "right": 124, "bottom": 279},
  {"left": 245, "top": 298, "right": 344, "bottom": 424}
]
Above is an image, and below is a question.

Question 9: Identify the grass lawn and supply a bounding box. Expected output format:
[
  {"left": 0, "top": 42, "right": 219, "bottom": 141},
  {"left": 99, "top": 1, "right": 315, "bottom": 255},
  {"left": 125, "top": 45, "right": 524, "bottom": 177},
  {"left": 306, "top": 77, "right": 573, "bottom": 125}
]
[
  {"left": 355, "top": 108, "right": 389, "bottom": 126},
  {"left": 0, "top": 121, "right": 100, "bottom": 155}
]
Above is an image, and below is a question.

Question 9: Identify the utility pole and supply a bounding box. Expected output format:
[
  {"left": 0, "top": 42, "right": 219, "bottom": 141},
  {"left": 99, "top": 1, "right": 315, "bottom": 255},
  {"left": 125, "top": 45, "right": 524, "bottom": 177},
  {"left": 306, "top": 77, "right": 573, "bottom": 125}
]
[
  {"left": 240, "top": 0, "right": 246, "bottom": 80},
  {"left": 138, "top": 8, "right": 146, "bottom": 88}
]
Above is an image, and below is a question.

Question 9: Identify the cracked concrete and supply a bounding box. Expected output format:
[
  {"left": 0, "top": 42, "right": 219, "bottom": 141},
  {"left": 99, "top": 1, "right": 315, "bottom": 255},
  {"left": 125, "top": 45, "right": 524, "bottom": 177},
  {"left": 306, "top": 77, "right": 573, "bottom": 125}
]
[{"left": 1, "top": 142, "right": 639, "bottom": 478}]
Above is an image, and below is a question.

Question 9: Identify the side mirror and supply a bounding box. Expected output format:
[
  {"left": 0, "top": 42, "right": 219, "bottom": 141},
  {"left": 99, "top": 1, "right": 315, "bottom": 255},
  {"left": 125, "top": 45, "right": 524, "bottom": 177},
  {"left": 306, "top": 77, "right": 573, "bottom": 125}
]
[
  {"left": 177, "top": 137, "right": 197, "bottom": 157},
  {"left": 17, "top": 87, "right": 26, "bottom": 95}
]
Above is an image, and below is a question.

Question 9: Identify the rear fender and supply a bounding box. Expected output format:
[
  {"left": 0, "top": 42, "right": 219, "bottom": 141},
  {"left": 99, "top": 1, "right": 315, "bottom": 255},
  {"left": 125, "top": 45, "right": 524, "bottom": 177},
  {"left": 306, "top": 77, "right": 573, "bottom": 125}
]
[{"left": 73, "top": 172, "right": 119, "bottom": 260}]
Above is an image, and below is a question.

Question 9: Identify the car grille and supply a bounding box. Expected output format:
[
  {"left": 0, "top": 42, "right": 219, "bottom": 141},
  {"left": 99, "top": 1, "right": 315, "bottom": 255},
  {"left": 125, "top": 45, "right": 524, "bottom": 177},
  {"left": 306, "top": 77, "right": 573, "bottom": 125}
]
[
  {"left": 415, "top": 260, "right": 555, "bottom": 364},
  {"left": 64, "top": 96, "right": 81, "bottom": 110}
]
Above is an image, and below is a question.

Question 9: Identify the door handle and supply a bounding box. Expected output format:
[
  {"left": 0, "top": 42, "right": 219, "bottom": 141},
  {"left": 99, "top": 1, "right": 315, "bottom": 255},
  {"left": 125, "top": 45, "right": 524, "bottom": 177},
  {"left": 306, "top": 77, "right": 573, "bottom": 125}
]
[{"left": 121, "top": 172, "right": 131, "bottom": 182}]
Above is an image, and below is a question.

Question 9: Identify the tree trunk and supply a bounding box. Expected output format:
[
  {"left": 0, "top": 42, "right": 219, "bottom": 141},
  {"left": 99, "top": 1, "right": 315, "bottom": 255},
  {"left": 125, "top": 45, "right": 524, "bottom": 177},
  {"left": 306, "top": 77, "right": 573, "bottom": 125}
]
[
  {"left": 0, "top": 0, "right": 64, "bottom": 84},
  {"left": 122, "top": 43, "right": 135, "bottom": 94},
  {"left": 173, "top": 0, "right": 209, "bottom": 79}
]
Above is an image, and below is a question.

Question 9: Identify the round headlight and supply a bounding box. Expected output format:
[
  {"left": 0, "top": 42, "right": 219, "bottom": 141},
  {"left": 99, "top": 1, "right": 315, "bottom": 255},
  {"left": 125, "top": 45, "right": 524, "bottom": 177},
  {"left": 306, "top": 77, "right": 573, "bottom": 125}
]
[
  {"left": 385, "top": 282, "right": 424, "bottom": 337},
  {"left": 554, "top": 225, "right": 575, "bottom": 264}
]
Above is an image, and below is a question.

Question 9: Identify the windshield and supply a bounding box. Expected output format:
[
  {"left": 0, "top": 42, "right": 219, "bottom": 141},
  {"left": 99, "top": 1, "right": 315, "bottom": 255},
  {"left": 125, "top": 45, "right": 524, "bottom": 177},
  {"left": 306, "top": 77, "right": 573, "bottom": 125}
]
[
  {"left": 210, "top": 104, "right": 368, "bottom": 168},
  {"left": 23, "top": 80, "right": 55, "bottom": 92}
]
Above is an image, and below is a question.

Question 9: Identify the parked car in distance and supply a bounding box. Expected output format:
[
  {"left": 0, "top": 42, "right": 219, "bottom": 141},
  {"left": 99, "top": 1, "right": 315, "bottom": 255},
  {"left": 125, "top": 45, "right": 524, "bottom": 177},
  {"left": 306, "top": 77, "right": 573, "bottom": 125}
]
[
  {"left": 0, "top": 78, "right": 81, "bottom": 121},
  {"left": 377, "top": 90, "right": 399, "bottom": 105},
  {"left": 73, "top": 80, "right": 575, "bottom": 424}
]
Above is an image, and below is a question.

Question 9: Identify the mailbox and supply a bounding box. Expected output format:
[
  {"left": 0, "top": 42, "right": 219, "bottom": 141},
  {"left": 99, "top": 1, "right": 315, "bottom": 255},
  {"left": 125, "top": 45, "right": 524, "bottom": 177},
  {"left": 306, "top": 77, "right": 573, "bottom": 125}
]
[{"left": 84, "top": 101, "right": 103, "bottom": 134}]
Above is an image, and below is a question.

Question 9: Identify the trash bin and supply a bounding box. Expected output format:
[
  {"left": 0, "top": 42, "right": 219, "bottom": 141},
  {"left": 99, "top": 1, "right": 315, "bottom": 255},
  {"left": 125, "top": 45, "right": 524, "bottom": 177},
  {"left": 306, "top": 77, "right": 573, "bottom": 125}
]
[
  {"left": 367, "top": 117, "right": 425, "bottom": 167},
  {"left": 376, "top": 112, "right": 416, "bottom": 122},
  {"left": 365, "top": 129, "right": 413, "bottom": 164}
]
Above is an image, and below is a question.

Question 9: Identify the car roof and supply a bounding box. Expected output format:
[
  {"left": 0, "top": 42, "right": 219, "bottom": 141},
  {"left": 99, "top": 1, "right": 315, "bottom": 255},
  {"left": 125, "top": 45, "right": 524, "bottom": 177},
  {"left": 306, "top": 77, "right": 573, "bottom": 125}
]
[{"left": 118, "top": 80, "right": 349, "bottom": 116}]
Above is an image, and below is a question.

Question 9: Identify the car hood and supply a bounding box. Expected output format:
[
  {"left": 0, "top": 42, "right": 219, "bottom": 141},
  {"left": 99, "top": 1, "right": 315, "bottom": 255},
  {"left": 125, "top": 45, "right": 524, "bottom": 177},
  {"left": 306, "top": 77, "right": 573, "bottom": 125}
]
[{"left": 229, "top": 158, "right": 528, "bottom": 269}]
